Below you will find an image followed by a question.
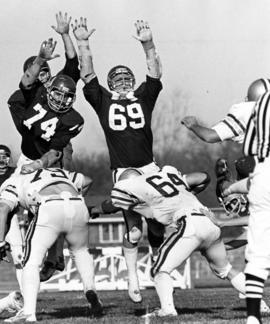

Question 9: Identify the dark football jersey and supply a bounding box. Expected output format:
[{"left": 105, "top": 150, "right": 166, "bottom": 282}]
[
  {"left": 83, "top": 75, "right": 162, "bottom": 169},
  {"left": 7, "top": 56, "right": 83, "bottom": 160},
  {"left": 8, "top": 85, "right": 84, "bottom": 160},
  {"left": 0, "top": 167, "right": 15, "bottom": 186}
]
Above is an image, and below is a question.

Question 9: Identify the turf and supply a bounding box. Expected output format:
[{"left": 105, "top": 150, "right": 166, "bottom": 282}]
[{"left": 1, "top": 287, "right": 270, "bottom": 323}]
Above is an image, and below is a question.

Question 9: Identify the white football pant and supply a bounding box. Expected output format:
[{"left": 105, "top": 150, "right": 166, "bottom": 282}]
[{"left": 22, "top": 192, "right": 95, "bottom": 316}]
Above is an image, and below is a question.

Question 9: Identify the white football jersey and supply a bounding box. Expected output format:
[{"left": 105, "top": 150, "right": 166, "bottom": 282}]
[
  {"left": 111, "top": 165, "right": 207, "bottom": 227},
  {"left": 212, "top": 101, "right": 255, "bottom": 143},
  {"left": 0, "top": 168, "right": 85, "bottom": 213}
]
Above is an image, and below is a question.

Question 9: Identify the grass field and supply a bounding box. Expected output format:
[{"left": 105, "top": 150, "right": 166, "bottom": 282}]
[{"left": 1, "top": 287, "right": 270, "bottom": 323}]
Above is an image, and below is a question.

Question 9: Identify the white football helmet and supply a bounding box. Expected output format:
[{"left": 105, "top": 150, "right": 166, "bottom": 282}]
[{"left": 246, "top": 78, "right": 270, "bottom": 101}]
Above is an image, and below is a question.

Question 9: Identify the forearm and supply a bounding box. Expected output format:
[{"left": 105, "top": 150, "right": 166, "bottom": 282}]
[
  {"left": 189, "top": 125, "right": 221, "bottom": 143},
  {"left": 220, "top": 215, "right": 249, "bottom": 227},
  {"left": 62, "top": 34, "right": 77, "bottom": 59},
  {"left": 142, "top": 41, "right": 162, "bottom": 79},
  {"left": 21, "top": 56, "right": 46, "bottom": 89},
  {"left": 77, "top": 40, "right": 96, "bottom": 84},
  {"left": 226, "top": 178, "right": 250, "bottom": 195}
]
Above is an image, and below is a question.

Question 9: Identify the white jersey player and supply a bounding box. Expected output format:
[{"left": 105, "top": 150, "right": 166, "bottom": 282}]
[
  {"left": 110, "top": 165, "right": 248, "bottom": 318},
  {"left": 0, "top": 168, "right": 103, "bottom": 322}
]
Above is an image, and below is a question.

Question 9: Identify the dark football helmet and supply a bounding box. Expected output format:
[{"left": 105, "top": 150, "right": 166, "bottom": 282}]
[
  {"left": 246, "top": 78, "right": 270, "bottom": 101},
  {"left": 23, "top": 56, "right": 51, "bottom": 84},
  {"left": 47, "top": 75, "right": 76, "bottom": 113},
  {"left": 107, "top": 65, "right": 135, "bottom": 95},
  {"left": 0, "top": 145, "right": 11, "bottom": 169}
]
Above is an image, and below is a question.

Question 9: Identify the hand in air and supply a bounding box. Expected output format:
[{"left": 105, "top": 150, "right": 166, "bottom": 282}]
[
  {"left": 133, "top": 20, "right": 153, "bottom": 43},
  {"left": 51, "top": 11, "right": 72, "bottom": 35},
  {"left": 181, "top": 116, "right": 198, "bottom": 129},
  {"left": 38, "top": 38, "right": 60, "bottom": 61},
  {"left": 72, "top": 17, "right": 96, "bottom": 41}
]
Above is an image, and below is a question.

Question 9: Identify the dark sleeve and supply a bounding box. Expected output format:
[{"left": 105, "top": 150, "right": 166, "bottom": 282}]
[
  {"left": 19, "top": 81, "right": 43, "bottom": 107},
  {"left": 82, "top": 77, "right": 105, "bottom": 113},
  {"left": 7, "top": 90, "right": 26, "bottom": 134},
  {"left": 49, "top": 113, "right": 84, "bottom": 151},
  {"left": 135, "top": 75, "right": 162, "bottom": 111},
  {"left": 57, "top": 54, "right": 80, "bottom": 84}
]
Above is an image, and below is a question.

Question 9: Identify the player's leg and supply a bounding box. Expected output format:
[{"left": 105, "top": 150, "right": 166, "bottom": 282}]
[
  {"left": 66, "top": 201, "right": 103, "bottom": 315},
  {"left": 122, "top": 210, "right": 143, "bottom": 303},
  {"left": 39, "top": 234, "right": 65, "bottom": 282},
  {"left": 145, "top": 218, "right": 165, "bottom": 260},
  {"left": 149, "top": 217, "right": 200, "bottom": 317}
]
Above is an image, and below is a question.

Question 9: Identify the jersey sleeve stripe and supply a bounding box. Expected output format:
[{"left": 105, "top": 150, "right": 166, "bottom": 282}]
[
  {"left": 112, "top": 188, "right": 139, "bottom": 201},
  {"left": 111, "top": 195, "right": 135, "bottom": 204},
  {"left": 222, "top": 120, "right": 239, "bottom": 136},
  {"left": 72, "top": 172, "right": 78, "bottom": 183},
  {"left": 227, "top": 113, "right": 246, "bottom": 132},
  {"left": 5, "top": 188, "right": 18, "bottom": 197}
]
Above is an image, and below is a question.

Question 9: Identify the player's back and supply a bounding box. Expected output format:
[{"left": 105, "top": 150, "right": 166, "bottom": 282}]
[{"left": 112, "top": 166, "right": 205, "bottom": 226}]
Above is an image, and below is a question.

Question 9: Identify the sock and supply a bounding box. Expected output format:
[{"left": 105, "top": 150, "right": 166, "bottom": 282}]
[
  {"left": 22, "top": 264, "right": 40, "bottom": 315},
  {"left": 15, "top": 268, "right": 23, "bottom": 293},
  {"left": 230, "top": 272, "right": 246, "bottom": 295},
  {"left": 154, "top": 272, "right": 175, "bottom": 313},
  {"left": 73, "top": 248, "right": 95, "bottom": 292},
  {"left": 245, "top": 273, "right": 265, "bottom": 323},
  {"left": 123, "top": 246, "right": 139, "bottom": 288}
]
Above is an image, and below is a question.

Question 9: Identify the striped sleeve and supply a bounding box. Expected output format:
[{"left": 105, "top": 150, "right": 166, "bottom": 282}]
[
  {"left": 256, "top": 92, "right": 270, "bottom": 160},
  {"left": 243, "top": 109, "right": 257, "bottom": 156},
  {"left": 111, "top": 184, "right": 140, "bottom": 210},
  {"left": 212, "top": 115, "right": 245, "bottom": 143},
  {"left": 66, "top": 171, "right": 84, "bottom": 193},
  {"left": 0, "top": 183, "right": 19, "bottom": 210}
]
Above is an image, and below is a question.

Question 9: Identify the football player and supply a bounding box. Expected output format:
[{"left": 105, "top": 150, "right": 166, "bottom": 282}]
[
  {"left": 72, "top": 18, "right": 163, "bottom": 302},
  {"left": 109, "top": 166, "right": 265, "bottom": 318},
  {"left": 0, "top": 168, "right": 102, "bottom": 323},
  {"left": 8, "top": 14, "right": 84, "bottom": 281},
  {"left": 181, "top": 78, "right": 270, "bottom": 179},
  {"left": 0, "top": 145, "right": 24, "bottom": 317}
]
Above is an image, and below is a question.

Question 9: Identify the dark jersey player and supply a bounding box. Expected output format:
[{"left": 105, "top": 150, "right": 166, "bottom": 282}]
[
  {"left": 73, "top": 18, "right": 162, "bottom": 302},
  {"left": 8, "top": 12, "right": 81, "bottom": 173}
]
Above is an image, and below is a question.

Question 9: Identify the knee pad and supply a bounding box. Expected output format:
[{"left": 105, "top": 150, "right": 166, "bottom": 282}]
[
  {"left": 124, "top": 226, "right": 142, "bottom": 244},
  {"left": 211, "top": 263, "right": 232, "bottom": 279}
]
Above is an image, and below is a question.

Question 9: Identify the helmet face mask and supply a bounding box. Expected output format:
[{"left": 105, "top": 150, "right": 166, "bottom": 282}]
[
  {"left": 222, "top": 194, "right": 248, "bottom": 216},
  {"left": 47, "top": 75, "right": 76, "bottom": 113},
  {"left": 0, "top": 145, "right": 11, "bottom": 169},
  {"left": 107, "top": 65, "right": 135, "bottom": 96}
]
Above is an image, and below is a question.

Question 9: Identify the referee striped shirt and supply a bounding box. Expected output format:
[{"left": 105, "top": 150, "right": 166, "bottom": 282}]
[{"left": 243, "top": 91, "right": 270, "bottom": 162}]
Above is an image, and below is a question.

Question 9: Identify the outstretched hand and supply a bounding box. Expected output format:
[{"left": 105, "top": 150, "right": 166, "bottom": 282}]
[
  {"left": 181, "top": 116, "right": 198, "bottom": 129},
  {"left": 72, "top": 17, "right": 96, "bottom": 41},
  {"left": 133, "top": 20, "right": 153, "bottom": 43},
  {"left": 38, "top": 38, "right": 60, "bottom": 61},
  {"left": 51, "top": 11, "right": 71, "bottom": 35}
]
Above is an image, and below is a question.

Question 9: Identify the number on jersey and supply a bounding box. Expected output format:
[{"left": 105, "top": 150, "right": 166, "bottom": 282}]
[
  {"left": 109, "top": 103, "right": 145, "bottom": 131},
  {"left": 23, "top": 103, "right": 59, "bottom": 141}
]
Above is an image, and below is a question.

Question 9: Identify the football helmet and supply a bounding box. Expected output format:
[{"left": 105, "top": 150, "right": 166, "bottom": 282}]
[
  {"left": 0, "top": 145, "right": 11, "bottom": 169},
  {"left": 221, "top": 193, "right": 249, "bottom": 216},
  {"left": 23, "top": 56, "right": 51, "bottom": 84},
  {"left": 47, "top": 75, "right": 76, "bottom": 113},
  {"left": 246, "top": 78, "right": 270, "bottom": 101},
  {"left": 107, "top": 65, "right": 135, "bottom": 95}
]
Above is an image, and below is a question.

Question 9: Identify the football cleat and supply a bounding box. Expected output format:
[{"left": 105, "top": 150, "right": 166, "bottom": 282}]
[
  {"left": 128, "top": 280, "right": 142, "bottom": 303},
  {"left": 4, "top": 309, "right": 36, "bottom": 323},
  {"left": 0, "top": 291, "right": 23, "bottom": 314},
  {"left": 246, "top": 315, "right": 261, "bottom": 324},
  {"left": 142, "top": 308, "right": 177, "bottom": 318},
  {"left": 85, "top": 290, "right": 103, "bottom": 316}
]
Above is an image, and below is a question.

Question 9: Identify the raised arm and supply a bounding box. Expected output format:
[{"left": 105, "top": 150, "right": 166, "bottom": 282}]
[
  {"left": 52, "top": 11, "right": 76, "bottom": 59},
  {"left": 133, "top": 20, "right": 162, "bottom": 79},
  {"left": 181, "top": 116, "right": 221, "bottom": 143},
  {"left": 21, "top": 38, "right": 60, "bottom": 89},
  {"left": 72, "top": 17, "right": 96, "bottom": 84}
]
